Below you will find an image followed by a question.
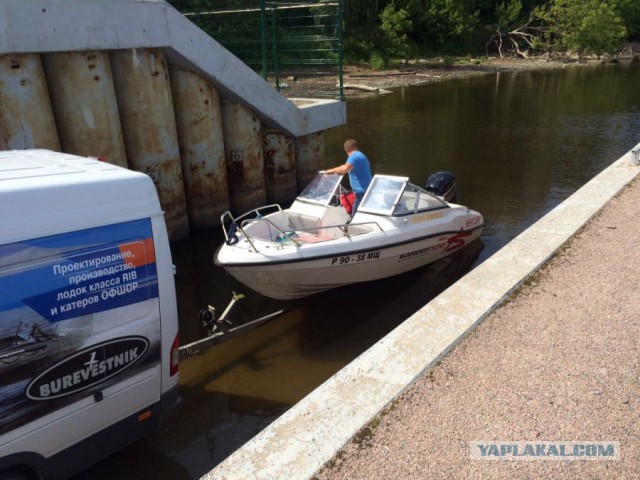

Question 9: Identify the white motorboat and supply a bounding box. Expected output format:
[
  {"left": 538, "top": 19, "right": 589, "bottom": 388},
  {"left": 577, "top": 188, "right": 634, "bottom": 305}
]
[{"left": 214, "top": 172, "right": 483, "bottom": 300}]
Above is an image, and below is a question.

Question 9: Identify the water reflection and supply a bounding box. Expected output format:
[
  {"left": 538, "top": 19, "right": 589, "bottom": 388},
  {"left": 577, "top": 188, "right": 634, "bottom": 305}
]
[
  {"left": 159, "top": 237, "right": 484, "bottom": 479},
  {"left": 325, "top": 62, "right": 640, "bottom": 260},
  {"left": 75, "top": 61, "right": 640, "bottom": 479}
]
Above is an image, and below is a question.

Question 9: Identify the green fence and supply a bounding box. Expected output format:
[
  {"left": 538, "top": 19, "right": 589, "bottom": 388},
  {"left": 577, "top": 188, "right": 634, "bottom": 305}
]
[{"left": 169, "top": 1, "right": 344, "bottom": 99}]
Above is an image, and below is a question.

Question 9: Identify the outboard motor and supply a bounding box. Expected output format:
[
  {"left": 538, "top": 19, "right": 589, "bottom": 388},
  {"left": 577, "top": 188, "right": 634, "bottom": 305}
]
[{"left": 426, "top": 171, "right": 457, "bottom": 203}]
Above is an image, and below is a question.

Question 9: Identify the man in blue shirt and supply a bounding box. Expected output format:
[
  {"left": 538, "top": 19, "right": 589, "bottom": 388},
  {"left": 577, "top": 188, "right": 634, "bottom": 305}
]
[{"left": 325, "top": 139, "right": 373, "bottom": 214}]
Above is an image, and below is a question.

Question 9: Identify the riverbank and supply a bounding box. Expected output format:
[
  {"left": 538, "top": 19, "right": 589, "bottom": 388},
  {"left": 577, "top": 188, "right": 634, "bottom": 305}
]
[
  {"left": 314, "top": 172, "right": 640, "bottom": 478},
  {"left": 281, "top": 56, "right": 610, "bottom": 97}
]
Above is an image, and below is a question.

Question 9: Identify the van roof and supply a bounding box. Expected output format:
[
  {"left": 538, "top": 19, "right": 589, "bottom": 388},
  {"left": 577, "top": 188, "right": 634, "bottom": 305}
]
[{"left": 0, "top": 150, "right": 163, "bottom": 244}]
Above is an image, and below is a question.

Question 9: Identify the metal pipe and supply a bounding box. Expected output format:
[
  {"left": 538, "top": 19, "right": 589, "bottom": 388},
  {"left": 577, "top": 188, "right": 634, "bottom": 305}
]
[
  {"left": 294, "top": 132, "right": 325, "bottom": 191},
  {"left": 0, "top": 54, "right": 60, "bottom": 150},
  {"left": 43, "top": 51, "right": 127, "bottom": 167},
  {"left": 270, "top": 5, "right": 280, "bottom": 91},
  {"left": 337, "top": 0, "right": 345, "bottom": 100},
  {"left": 220, "top": 101, "right": 267, "bottom": 214},
  {"left": 170, "top": 67, "right": 230, "bottom": 229},
  {"left": 263, "top": 130, "right": 297, "bottom": 204},
  {"left": 110, "top": 48, "right": 189, "bottom": 241},
  {"left": 260, "top": 0, "right": 267, "bottom": 79}
]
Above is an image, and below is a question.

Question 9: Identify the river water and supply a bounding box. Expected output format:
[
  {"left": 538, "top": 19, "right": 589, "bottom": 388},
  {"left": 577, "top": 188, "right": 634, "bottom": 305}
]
[{"left": 76, "top": 61, "right": 640, "bottom": 479}]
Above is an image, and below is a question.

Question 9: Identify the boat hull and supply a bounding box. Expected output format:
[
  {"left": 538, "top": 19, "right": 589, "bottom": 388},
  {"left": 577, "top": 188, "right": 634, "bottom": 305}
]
[{"left": 219, "top": 226, "right": 482, "bottom": 300}]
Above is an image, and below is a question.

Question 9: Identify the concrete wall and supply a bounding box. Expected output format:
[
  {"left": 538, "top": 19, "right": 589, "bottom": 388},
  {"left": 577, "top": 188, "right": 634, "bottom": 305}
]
[
  {"left": 0, "top": 0, "right": 346, "bottom": 240},
  {"left": 0, "top": 0, "right": 345, "bottom": 137}
]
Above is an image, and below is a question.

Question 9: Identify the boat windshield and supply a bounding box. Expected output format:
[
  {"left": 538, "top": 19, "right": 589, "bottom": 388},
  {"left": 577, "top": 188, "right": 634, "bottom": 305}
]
[
  {"left": 358, "top": 175, "right": 408, "bottom": 215},
  {"left": 359, "top": 175, "right": 447, "bottom": 216},
  {"left": 297, "top": 173, "right": 344, "bottom": 206}
]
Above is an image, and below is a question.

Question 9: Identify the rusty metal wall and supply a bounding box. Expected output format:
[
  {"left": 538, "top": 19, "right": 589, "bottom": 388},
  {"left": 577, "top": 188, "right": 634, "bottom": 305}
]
[
  {"left": 43, "top": 51, "right": 128, "bottom": 167},
  {"left": 110, "top": 48, "right": 189, "bottom": 241},
  {"left": 0, "top": 48, "right": 332, "bottom": 240},
  {"left": 263, "top": 130, "right": 297, "bottom": 204},
  {"left": 0, "top": 54, "right": 60, "bottom": 151},
  {"left": 221, "top": 101, "right": 266, "bottom": 214},
  {"left": 294, "top": 132, "right": 325, "bottom": 190},
  {"left": 170, "top": 67, "right": 229, "bottom": 229}
]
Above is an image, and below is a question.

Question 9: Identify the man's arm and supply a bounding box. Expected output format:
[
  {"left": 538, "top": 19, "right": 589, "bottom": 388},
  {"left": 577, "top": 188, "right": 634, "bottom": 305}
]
[{"left": 325, "top": 163, "right": 353, "bottom": 175}]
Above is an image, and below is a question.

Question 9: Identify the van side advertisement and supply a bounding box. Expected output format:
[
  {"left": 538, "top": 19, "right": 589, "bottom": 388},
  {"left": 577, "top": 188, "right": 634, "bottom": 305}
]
[{"left": 0, "top": 219, "right": 161, "bottom": 435}]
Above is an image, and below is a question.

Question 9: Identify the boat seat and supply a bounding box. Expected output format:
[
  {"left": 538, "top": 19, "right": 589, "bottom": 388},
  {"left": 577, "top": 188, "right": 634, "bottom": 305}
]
[
  {"left": 288, "top": 213, "right": 321, "bottom": 233},
  {"left": 288, "top": 207, "right": 350, "bottom": 240}
]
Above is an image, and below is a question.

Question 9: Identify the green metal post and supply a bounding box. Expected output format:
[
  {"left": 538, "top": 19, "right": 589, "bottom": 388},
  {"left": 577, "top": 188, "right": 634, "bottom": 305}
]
[
  {"left": 271, "top": 6, "right": 280, "bottom": 91},
  {"left": 337, "top": 0, "right": 344, "bottom": 100},
  {"left": 260, "top": 0, "right": 267, "bottom": 80}
]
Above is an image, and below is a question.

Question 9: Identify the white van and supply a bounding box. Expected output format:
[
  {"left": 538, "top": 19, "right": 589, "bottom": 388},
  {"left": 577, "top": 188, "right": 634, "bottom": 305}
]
[{"left": 0, "top": 150, "right": 181, "bottom": 479}]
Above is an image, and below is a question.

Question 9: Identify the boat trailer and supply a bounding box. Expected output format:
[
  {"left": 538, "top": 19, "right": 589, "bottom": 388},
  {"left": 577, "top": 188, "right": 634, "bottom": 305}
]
[{"left": 178, "top": 292, "right": 282, "bottom": 358}]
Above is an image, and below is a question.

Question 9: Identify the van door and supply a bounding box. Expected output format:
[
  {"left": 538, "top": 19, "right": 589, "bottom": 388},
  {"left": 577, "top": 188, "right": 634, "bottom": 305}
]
[{"left": 0, "top": 218, "right": 163, "bottom": 460}]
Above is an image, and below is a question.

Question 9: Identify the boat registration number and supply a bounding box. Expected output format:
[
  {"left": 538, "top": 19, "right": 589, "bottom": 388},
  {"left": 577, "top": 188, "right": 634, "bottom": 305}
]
[{"left": 331, "top": 250, "right": 381, "bottom": 266}]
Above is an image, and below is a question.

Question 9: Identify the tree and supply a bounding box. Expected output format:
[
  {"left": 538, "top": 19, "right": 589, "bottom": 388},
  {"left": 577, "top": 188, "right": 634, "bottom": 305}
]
[
  {"left": 614, "top": 0, "right": 640, "bottom": 40},
  {"left": 379, "top": 2, "right": 414, "bottom": 57},
  {"left": 485, "top": 0, "right": 537, "bottom": 58},
  {"left": 343, "top": 0, "right": 386, "bottom": 31},
  {"left": 407, "top": 0, "right": 480, "bottom": 53},
  {"left": 342, "top": 0, "right": 390, "bottom": 61},
  {"left": 534, "top": 0, "right": 627, "bottom": 57}
]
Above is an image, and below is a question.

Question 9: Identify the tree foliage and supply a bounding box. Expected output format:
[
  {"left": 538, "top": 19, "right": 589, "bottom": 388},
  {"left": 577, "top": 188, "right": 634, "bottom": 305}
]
[
  {"left": 485, "top": 0, "right": 537, "bottom": 58},
  {"left": 534, "top": 0, "right": 627, "bottom": 57},
  {"left": 380, "top": 0, "right": 478, "bottom": 51},
  {"left": 611, "top": 0, "right": 640, "bottom": 40},
  {"left": 169, "top": 1, "right": 640, "bottom": 63},
  {"left": 380, "top": 2, "right": 413, "bottom": 57},
  {"left": 341, "top": 0, "right": 639, "bottom": 62}
]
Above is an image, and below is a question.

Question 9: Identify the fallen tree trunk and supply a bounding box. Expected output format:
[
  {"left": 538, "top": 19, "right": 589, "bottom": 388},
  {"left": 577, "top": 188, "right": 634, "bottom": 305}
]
[{"left": 340, "top": 83, "right": 393, "bottom": 94}]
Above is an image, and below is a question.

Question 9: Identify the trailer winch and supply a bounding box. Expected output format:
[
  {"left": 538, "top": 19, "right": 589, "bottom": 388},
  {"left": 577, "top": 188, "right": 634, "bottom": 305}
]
[{"left": 178, "top": 292, "right": 282, "bottom": 358}]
